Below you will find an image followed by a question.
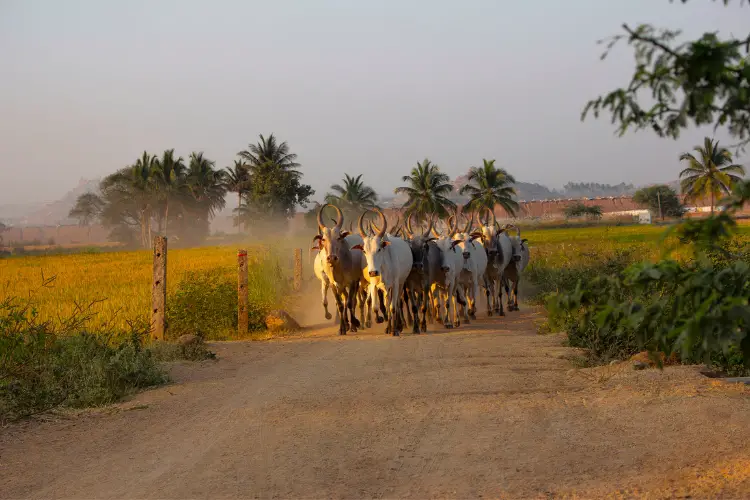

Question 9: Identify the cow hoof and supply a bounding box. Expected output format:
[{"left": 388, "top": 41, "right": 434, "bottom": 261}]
[
  {"left": 365, "top": 320, "right": 372, "bottom": 328},
  {"left": 376, "top": 316, "right": 384, "bottom": 324},
  {"left": 393, "top": 331, "right": 400, "bottom": 336},
  {"left": 350, "top": 326, "right": 358, "bottom": 333},
  {"left": 487, "top": 311, "right": 493, "bottom": 317},
  {"left": 412, "top": 327, "right": 420, "bottom": 334},
  {"left": 421, "top": 322, "right": 427, "bottom": 332},
  {"left": 455, "top": 321, "right": 461, "bottom": 327},
  {"left": 352, "top": 318, "right": 361, "bottom": 328},
  {"left": 499, "top": 311, "right": 505, "bottom": 317},
  {"left": 325, "top": 312, "right": 332, "bottom": 320},
  {"left": 444, "top": 324, "right": 454, "bottom": 329},
  {"left": 469, "top": 313, "right": 477, "bottom": 321}
]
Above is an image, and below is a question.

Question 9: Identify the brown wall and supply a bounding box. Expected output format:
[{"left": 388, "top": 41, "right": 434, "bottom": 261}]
[{"left": 2, "top": 225, "right": 110, "bottom": 246}]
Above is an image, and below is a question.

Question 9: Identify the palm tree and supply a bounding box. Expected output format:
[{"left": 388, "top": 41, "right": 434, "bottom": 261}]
[
  {"left": 679, "top": 137, "right": 746, "bottom": 214},
  {"left": 325, "top": 174, "right": 378, "bottom": 219},
  {"left": 224, "top": 159, "right": 250, "bottom": 232},
  {"left": 459, "top": 159, "right": 519, "bottom": 217},
  {"left": 238, "top": 133, "right": 301, "bottom": 176},
  {"left": 394, "top": 158, "right": 455, "bottom": 219},
  {"left": 153, "top": 149, "right": 187, "bottom": 238},
  {"left": 186, "top": 152, "right": 227, "bottom": 217}
]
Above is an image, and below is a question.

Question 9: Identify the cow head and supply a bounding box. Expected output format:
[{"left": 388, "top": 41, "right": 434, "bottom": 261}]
[
  {"left": 404, "top": 213, "right": 436, "bottom": 273},
  {"left": 351, "top": 208, "right": 390, "bottom": 278},
  {"left": 315, "top": 203, "right": 350, "bottom": 267}
]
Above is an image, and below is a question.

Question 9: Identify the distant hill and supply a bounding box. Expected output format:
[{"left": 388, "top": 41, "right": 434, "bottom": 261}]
[{"left": 2, "top": 178, "right": 101, "bottom": 226}]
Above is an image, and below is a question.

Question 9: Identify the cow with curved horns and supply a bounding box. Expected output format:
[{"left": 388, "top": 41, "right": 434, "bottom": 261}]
[
  {"left": 312, "top": 204, "right": 364, "bottom": 335},
  {"left": 426, "top": 214, "right": 464, "bottom": 328},
  {"left": 471, "top": 206, "right": 514, "bottom": 316},
  {"left": 398, "top": 213, "right": 436, "bottom": 333},
  {"left": 451, "top": 209, "right": 487, "bottom": 322},
  {"left": 352, "top": 209, "right": 413, "bottom": 336},
  {"left": 502, "top": 224, "right": 530, "bottom": 312}
]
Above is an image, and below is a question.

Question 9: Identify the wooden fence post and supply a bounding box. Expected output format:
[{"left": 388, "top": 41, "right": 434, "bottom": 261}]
[
  {"left": 238, "top": 249, "right": 248, "bottom": 335},
  {"left": 294, "top": 248, "right": 303, "bottom": 291},
  {"left": 151, "top": 236, "right": 167, "bottom": 341}
]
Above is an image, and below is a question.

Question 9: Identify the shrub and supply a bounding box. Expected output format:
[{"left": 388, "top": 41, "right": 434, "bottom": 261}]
[
  {"left": 0, "top": 296, "right": 167, "bottom": 423},
  {"left": 166, "top": 255, "right": 287, "bottom": 340}
]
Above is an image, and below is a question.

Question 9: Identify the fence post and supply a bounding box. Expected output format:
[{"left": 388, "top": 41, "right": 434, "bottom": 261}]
[
  {"left": 294, "top": 248, "right": 303, "bottom": 291},
  {"left": 151, "top": 236, "right": 167, "bottom": 341},
  {"left": 238, "top": 249, "right": 248, "bottom": 335}
]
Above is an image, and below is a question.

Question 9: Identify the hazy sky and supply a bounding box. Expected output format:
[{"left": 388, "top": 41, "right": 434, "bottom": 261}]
[{"left": 1, "top": 0, "right": 747, "bottom": 205}]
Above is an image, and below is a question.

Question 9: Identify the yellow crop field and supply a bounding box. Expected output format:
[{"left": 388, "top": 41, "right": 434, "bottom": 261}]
[{"left": 0, "top": 245, "right": 277, "bottom": 332}]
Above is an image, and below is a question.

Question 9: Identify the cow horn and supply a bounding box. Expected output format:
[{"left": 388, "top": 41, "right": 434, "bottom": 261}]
[
  {"left": 332, "top": 204, "right": 344, "bottom": 231},
  {"left": 374, "top": 208, "right": 387, "bottom": 238},
  {"left": 431, "top": 220, "right": 442, "bottom": 238},
  {"left": 405, "top": 212, "right": 415, "bottom": 238},
  {"left": 423, "top": 214, "right": 434, "bottom": 238},
  {"left": 463, "top": 211, "right": 473, "bottom": 234},
  {"left": 447, "top": 215, "right": 456, "bottom": 236},
  {"left": 358, "top": 210, "right": 368, "bottom": 237},
  {"left": 317, "top": 203, "right": 330, "bottom": 231}
]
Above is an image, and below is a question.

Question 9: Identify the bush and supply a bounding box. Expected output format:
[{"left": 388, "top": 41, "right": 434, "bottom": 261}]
[
  {"left": 167, "top": 255, "right": 287, "bottom": 340},
  {"left": 1, "top": 297, "right": 167, "bottom": 423},
  {"left": 563, "top": 203, "right": 603, "bottom": 220}
]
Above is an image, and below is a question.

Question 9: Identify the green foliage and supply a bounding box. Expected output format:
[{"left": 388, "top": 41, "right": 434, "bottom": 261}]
[
  {"left": 148, "top": 340, "right": 216, "bottom": 362},
  {"left": 679, "top": 137, "right": 745, "bottom": 213},
  {"left": 236, "top": 134, "right": 314, "bottom": 230},
  {"left": 84, "top": 149, "right": 228, "bottom": 248},
  {"left": 0, "top": 296, "right": 167, "bottom": 423},
  {"left": 394, "top": 158, "right": 456, "bottom": 218},
  {"left": 459, "top": 159, "right": 519, "bottom": 216},
  {"left": 167, "top": 255, "right": 286, "bottom": 340},
  {"left": 324, "top": 174, "right": 378, "bottom": 221},
  {"left": 582, "top": 1, "right": 750, "bottom": 150},
  {"left": 633, "top": 185, "right": 685, "bottom": 218},
  {"left": 563, "top": 202, "right": 603, "bottom": 220}
]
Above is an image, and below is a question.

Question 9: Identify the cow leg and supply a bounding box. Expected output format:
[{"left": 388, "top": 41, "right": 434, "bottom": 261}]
[
  {"left": 469, "top": 280, "right": 479, "bottom": 321},
  {"left": 512, "top": 278, "right": 520, "bottom": 311},
  {"left": 391, "top": 285, "right": 402, "bottom": 336},
  {"left": 333, "top": 289, "right": 347, "bottom": 335},
  {"left": 375, "top": 288, "right": 385, "bottom": 324},
  {"left": 485, "top": 283, "right": 493, "bottom": 317},
  {"left": 358, "top": 287, "right": 366, "bottom": 328},
  {"left": 321, "top": 280, "right": 332, "bottom": 320},
  {"left": 410, "top": 289, "right": 420, "bottom": 334},
  {"left": 420, "top": 287, "right": 428, "bottom": 332},
  {"left": 441, "top": 290, "right": 453, "bottom": 329},
  {"left": 347, "top": 282, "right": 360, "bottom": 332},
  {"left": 403, "top": 291, "right": 413, "bottom": 327},
  {"left": 497, "top": 277, "right": 506, "bottom": 317},
  {"left": 456, "top": 286, "right": 468, "bottom": 324},
  {"left": 504, "top": 279, "right": 513, "bottom": 312}
]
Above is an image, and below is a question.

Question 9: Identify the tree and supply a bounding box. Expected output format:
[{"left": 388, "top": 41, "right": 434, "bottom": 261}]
[
  {"left": 224, "top": 160, "right": 250, "bottom": 232},
  {"left": 563, "top": 202, "right": 603, "bottom": 220},
  {"left": 582, "top": 1, "right": 750, "bottom": 152},
  {"left": 459, "top": 159, "right": 519, "bottom": 217},
  {"left": 75, "top": 150, "right": 228, "bottom": 248},
  {"left": 633, "top": 185, "right": 685, "bottom": 219},
  {"left": 679, "top": 137, "right": 745, "bottom": 213},
  {"left": 394, "top": 158, "right": 455, "bottom": 218},
  {"left": 324, "top": 174, "right": 378, "bottom": 220},
  {"left": 236, "top": 134, "right": 314, "bottom": 229},
  {"left": 68, "top": 192, "right": 105, "bottom": 238},
  {"left": 153, "top": 149, "right": 187, "bottom": 238}
]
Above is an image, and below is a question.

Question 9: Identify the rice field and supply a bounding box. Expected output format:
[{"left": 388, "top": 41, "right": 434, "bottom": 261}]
[
  {"left": 0, "top": 245, "right": 285, "bottom": 332},
  {"left": 2, "top": 223, "right": 748, "bottom": 333}
]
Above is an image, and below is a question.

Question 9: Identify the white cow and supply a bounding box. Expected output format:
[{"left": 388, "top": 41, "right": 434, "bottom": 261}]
[
  {"left": 471, "top": 207, "right": 514, "bottom": 316},
  {"left": 451, "top": 212, "right": 487, "bottom": 322},
  {"left": 426, "top": 217, "right": 465, "bottom": 328},
  {"left": 351, "top": 209, "right": 413, "bottom": 336},
  {"left": 312, "top": 204, "right": 365, "bottom": 335}
]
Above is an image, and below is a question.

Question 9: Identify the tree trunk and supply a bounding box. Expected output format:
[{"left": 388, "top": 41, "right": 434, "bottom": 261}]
[
  {"left": 238, "top": 192, "right": 242, "bottom": 233},
  {"left": 164, "top": 199, "right": 169, "bottom": 239},
  {"left": 710, "top": 190, "right": 714, "bottom": 215}
]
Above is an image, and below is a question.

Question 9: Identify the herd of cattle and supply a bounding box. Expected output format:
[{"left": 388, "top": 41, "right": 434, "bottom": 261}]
[{"left": 311, "top": 204, "right": 530, "bottom": 336}]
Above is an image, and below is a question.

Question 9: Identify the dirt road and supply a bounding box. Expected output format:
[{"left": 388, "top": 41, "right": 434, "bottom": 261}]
[{"left": 2, "top": 308, "right": 750, "bottom": 499}]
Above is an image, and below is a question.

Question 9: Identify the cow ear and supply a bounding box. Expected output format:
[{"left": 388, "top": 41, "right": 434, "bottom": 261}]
[
  {"left": 350, "top": 244, "right": 363, "bottom": 251},
  {"left": 381, "top": 241, "right": 391, "bottom": 248},
  {"left": 311, "top": 246, "right": 319, "bottom": 251},
  {"left": 470, "top": 232, "right": 482, "bottom": 239},
  {"left": 313, "top": 235, "right": 323, "bottom": 242},
  {"left": 425, "top": 237, "right": 437, "bottom": 243},
  {"left": 339, "top": 231, "right": 350, "bottom": 239}
]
